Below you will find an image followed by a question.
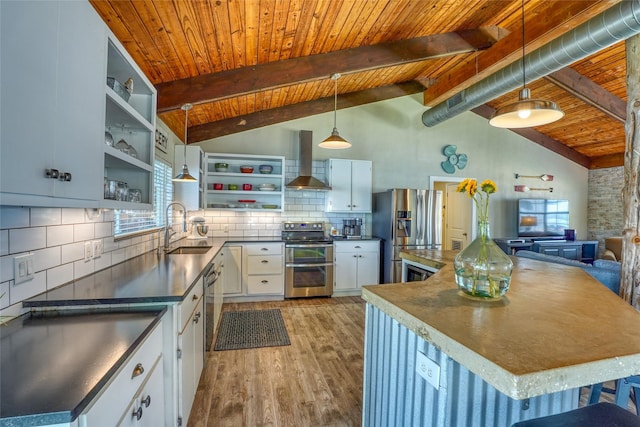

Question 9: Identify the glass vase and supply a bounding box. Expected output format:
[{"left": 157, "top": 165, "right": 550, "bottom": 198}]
[{"left": 454, "top": 221, "right": 513, "bottom": 299}]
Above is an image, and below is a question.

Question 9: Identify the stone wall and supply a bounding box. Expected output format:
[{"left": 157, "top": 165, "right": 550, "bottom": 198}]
[{"left": 588, "top": 166, "right": 624, "bottom": 257}]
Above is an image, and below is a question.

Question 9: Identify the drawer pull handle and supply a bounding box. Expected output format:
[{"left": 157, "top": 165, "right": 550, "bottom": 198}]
[
  {"left": 192, "top": 294, "right": 199, "bottom": 301},
  {"left": 132, "top": 406, "right": 143, "bottom": 421},
  {"left": 193, "top": 312, "right": 201, "bottom": 324},
  {"left": 355, "top": 246, "right": 361, "bottom": 249},
  {"left": 131, "top": 363, "right": 144, "bottom": 378},
  {"left": 261, "top": 260, "right": 269, "bottom": 263},
  {"left": 353, "top": 255, "right": 358, "bottom": 258},
  {"left": 261, "top": 280, "right": 269, "bottom": 284},
  {"left": 261, "top": 248, "right": 269, "bottom": 251},
  {"left": 141, "top": 394, "right": 151, "bottom": 408}
]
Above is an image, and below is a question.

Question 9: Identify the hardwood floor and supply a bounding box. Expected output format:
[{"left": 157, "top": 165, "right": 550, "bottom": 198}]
[
  {"left": 189, "top": 296, "right": 637, "bottom": 426},
  {"left": 189, "top": 296, "right": 365, "bottom": 427}
]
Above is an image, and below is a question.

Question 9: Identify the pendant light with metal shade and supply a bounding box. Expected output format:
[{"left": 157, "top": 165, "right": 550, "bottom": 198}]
[
  {"left": 319, "top": 74, "right": 351, "bottom": 149},
  {"left": 489, "top": 0, "right": 564, "bottom": 128},
  {"left": 173, "top": 103, "right": 197, "bottom": 182}
]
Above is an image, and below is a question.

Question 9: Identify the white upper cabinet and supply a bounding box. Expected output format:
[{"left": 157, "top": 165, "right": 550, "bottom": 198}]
[
  {"left": 0, "top": 1, "right": 156, "bottom": 209},
  {"left": 1, "top": 1, "right": 106, "bottom": 207},
  {"left": 325, "top": 159, "right": 373, "bottom": 213}
]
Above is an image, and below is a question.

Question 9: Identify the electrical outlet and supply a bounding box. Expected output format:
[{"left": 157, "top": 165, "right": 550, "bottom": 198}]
[
  {"left": 416, "top": 350, "right": 440, "bottom": 390},
  {"left": 14, "top": 253, "right": 35, "bottom": 284},
  {"left": 84, "top": 241, "right": 93, "bottom": 262},
  {"left": 92, "top": 240, "right": 103, "bottom": 258}
]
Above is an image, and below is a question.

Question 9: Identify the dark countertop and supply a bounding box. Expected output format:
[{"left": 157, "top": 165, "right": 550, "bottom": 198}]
[
  {"left": 24, "top": 238, "right": 226, "bottom": 307},
  {"left": 0, "top": 307, "right": 165, "bottom": 427}
]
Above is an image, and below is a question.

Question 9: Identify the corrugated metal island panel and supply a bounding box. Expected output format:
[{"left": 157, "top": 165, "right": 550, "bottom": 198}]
[{"left": 363, "top": 304, "right": 579, "bottom": 426}]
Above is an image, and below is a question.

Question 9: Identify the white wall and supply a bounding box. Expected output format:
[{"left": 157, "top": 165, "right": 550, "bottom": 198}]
[{"left": 194, "top": 93, "right": 589, "bottom": 239}]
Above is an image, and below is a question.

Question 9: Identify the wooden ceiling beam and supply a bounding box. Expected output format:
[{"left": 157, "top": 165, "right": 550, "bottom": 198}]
[
  {"left": 156, "top": 27, "right": 506, "bottom": 113},
  {"left": 544, "top": 67, "right": 626, "bottom": 123},
  {"left": 589, "top": 153, "right": 624, "bottom": 169},
  {"left": 183, "top": 81, "right": 425, "bottom": 142},
  {"left": 423, "top": 1, "right": 620, "bottom": 107},
  {"left": 471, "top": 104, "right": 591, "bottom": 168}
]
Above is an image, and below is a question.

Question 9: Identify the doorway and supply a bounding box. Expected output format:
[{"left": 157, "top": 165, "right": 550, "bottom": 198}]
[{"left": 430, "top": 176, "right": 475, "bottom": 250}]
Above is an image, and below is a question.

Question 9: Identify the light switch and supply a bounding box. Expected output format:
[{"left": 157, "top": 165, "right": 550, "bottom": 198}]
[
  {"left": 84, "top": 241, "right": 93, "bottom": 262},
  {"left": 14, "top": 253, "right": 35, "bottom": 285},
  {"left": 416, "top": 350, "right": 440, "bottom": 390}
]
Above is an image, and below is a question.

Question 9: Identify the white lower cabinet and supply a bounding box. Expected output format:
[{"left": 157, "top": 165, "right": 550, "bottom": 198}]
[
  {"left": 79, "top": 323, "right": 164, "bottom": 427},
  {"left": 221, "top": 245, "right": 242, "bottom": 295},
  {"left": 118, "top": 356, "right": 165, "bottom": 427},
  {"left": 243, "top": 243, "right": 284, "bottom": 296},
  {"left": 177, "top": 282, "right": 205, "bottom": 426},
  {"left": 333, "top": 240, "right": 380, "bottom": 295}
]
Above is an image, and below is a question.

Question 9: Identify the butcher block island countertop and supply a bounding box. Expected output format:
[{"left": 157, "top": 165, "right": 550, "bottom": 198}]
[{"left": 362, "top": 250, "right": 640, "bottom": 400}]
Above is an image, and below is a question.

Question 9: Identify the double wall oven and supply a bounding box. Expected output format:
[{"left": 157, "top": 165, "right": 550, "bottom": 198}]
[{"left": 283, "top": 222, "right": 333, "bottom": 298}]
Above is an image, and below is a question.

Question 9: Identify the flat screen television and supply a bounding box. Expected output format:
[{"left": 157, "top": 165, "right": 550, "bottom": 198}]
[{"left": 517, "top": 198, "right": 569, "bottom": 237}]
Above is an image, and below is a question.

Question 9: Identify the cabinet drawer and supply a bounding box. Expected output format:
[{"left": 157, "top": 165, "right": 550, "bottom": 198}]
[
  {"left": 80, "top": 323, "right": 163, "bottom": 427},
  {"left": 334, "top": 240, "right": 379, "bottom": 253},
  {"left": 244, "top": 243, "right": 283, "bottom": 256},
  {"left": 247, "top": 255, "right": 283, "bottom": 275},
  {"left": 247, "top": 274, "right": 284, "bottom": 295},
  {"left": 180, "top": 282, "right": 204, "bottom": 330}
]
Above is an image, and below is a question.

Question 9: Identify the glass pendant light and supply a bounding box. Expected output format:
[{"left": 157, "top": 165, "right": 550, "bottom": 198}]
[
  {"left": 173, "top": 103, "right": 197, "bottom": 182},
  {"left": 319, "top": 74, "right": 351, "bottom": 149},
  {"left": 489, "top": 0, "right": 563, "bottom": 128}
]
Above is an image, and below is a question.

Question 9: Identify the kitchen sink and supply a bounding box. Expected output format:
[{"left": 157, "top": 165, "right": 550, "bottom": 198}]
[{"left": 167, "top": 246, "right": 212, "bottom": 255}]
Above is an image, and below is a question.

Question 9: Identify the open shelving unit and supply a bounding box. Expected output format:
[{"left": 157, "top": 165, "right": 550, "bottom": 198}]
[{"left": 205, "top": 154, "right": 285, "bottom": 212}]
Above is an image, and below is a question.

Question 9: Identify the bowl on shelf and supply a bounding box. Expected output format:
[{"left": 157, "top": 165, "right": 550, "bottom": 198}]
[
  {"left": 214, "top": 163, "right": 229, "bottom": 172},
  {"left": 262, "top": 204, "right": 278, "bottom": 209},
  {"left": 240, "top": 165, "right": 254, "bottom": 173},
  {"left": 258, "top": 183, "right": 276, "bottom": 191},
  {"left": 228, "top": 184, "right": 238, "bottom": 190},
  {"left": 209, "top": 203, "right": 227, "bottom": 208},
  {"left": 258, "top": 164, "right": 273, "bottom": 174}
]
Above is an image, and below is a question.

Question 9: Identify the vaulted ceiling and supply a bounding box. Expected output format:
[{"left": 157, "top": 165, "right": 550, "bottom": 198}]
[{"left": 89, "top": 0, "right": 633, "bottom": 169}]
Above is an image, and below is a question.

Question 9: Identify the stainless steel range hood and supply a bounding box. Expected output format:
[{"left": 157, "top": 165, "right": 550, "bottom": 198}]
[{"left": 286, "top": 130, "right": 331, "bottom": 190}]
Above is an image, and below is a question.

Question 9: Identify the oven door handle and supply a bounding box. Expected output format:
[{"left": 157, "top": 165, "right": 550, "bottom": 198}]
[
  {"left": 286, "top": 262, "right": 333, "bottom": 268},
  {"left": 285, "top": 243, "right": 333, "bottom": 248}
]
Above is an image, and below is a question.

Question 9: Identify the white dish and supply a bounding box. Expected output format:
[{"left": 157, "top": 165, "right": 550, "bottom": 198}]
[{"left": 258, "top": 187, "right": 275, "bottom": 191}]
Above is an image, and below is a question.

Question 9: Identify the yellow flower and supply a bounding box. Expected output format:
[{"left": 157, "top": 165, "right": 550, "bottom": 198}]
[
  {"left": 480, "top": 179, "right": 497, "bottom": 194},
  {"left": 456, "top": 178, "right": 470, "bottom": 193},
  {"left": 467, "top": 180, "right": 477, "bottom": 197}
]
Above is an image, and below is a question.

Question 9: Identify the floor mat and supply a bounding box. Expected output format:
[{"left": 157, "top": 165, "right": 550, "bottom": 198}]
[{"left": 213, "top": 309, "right": 291, "bottom": 351}]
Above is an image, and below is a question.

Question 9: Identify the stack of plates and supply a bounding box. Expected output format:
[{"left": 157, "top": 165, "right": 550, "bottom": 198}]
[{"left": 258, "top": 183, "right": 276, "bottom": 191}]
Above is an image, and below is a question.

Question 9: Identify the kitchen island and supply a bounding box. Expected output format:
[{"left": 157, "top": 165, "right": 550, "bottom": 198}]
[{"left": 362, "top": 251, "right": 640, "bottom": 426}]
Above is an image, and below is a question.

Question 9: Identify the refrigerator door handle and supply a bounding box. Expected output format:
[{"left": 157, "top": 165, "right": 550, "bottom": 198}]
[{"left": 416, "top": 190, "right": 424, "bottom": 245}]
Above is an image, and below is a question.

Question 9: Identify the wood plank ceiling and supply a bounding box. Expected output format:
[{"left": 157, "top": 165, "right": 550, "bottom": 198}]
[{"left": 89, "top": 0, "right": 630, "bottom": 169}]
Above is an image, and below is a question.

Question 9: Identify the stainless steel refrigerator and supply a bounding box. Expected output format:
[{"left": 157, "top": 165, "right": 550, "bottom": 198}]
[{"left": 372, "top": 189, "right": 443, "bottom": 283}]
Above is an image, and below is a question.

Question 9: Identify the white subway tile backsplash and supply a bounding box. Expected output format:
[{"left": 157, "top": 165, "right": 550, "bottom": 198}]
[
  {"left": 73, "top": 223, "right": 95, "bottom": 242},
  {"left": 31, "top": 208, "right": 62, "bottom": 227},
  {"left": 0, "top": 206, "right": 29, "bottom": 229},
  {"left": 0, "top": 230, "right": 7, "bottom": 256},
  {"left": 95, "top": 222, "right": 113, "bottom": 238},
  {"left": 10, "top": 271, "right": 46, "bottom": 305},
  {"left": 33, "top": 246, "right": 61, "bottom": 272},
  {"left": 73, "top": 258, "right": 95, "bottom": 280},
  {"left": 93, "top": 252, "right": 112, "bottom": 271},
  {"left": 9, "top": 227, "right": 46, "bottom": 253},
  {"left": 0, "top": 256, "right": 14, "bottom": 282},
  {"left": 47, "top": 225, "right": 74, "bottom": 247},
  {"left": 62, "top": 242, "right": 84, "bottom": 264},
  {"left": 102, "top": 237, "right": 118, "bottom": 253},
  {"left": 111, "top": 248, "right": 126, "bottom": 265},
  {"left": 61, "top": 208, "right": 85, "bottom": 224},
  {"left": 0, "top": 282, "right": 9, "bottom": 309},
  {"left": 46, "top": 263, "right": 74, "bottom": 290}
]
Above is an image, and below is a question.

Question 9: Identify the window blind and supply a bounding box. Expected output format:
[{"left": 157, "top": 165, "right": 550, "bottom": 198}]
[{"left": 114, "top": 159, "right": 173, "bottom": 237}]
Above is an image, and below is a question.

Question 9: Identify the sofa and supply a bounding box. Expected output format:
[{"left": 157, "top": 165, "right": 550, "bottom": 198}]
[
  {"left": 603, "top": 236, "right": 623, "bottom": 262},
  {"left": 515, "top": 250, "right": 621, "bottom": 294}
]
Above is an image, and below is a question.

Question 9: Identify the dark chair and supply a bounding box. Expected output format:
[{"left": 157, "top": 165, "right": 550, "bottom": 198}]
[
  {"left": 511, "top": 402, "right": 640, "bottom": 426},
  {"left": 588, "top": 376, "right": 640, "bottom": 415}
]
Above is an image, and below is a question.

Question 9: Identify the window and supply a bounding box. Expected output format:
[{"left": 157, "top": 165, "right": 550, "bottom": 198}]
[{"left": 113, "top": 159, "right": 173, "bottom": 237}]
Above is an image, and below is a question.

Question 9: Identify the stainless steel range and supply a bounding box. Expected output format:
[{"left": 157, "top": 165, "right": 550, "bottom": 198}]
[{"left": 282, "top": 222, "right": 333, "bottom": 298}]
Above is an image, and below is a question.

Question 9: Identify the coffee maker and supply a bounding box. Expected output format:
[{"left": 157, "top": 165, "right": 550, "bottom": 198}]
[{"left": 342, "top": 218, "right": 362, "bottom": 239}]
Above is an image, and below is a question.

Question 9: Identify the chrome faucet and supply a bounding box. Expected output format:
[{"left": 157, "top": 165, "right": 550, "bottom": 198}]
[{"left": 163, "top": 201, "right": 187, "bottom": 251}]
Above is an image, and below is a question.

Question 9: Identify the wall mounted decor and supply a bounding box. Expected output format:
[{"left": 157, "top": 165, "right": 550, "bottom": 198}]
[
  {"left": 515, "top": 173, "right": 554, "bottom": 181},
  {"left": 155, "top": 128, "right": 168, "bottom": 153},
  {"left": 514, "top": 185, "right": 553, "bottom": 192},
  {"left": 441, "top": 145, "right": 468, "bottom": 174}
]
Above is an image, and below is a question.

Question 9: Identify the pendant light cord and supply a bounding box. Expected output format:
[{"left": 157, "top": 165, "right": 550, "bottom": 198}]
[
  {"left": 333, "top": 76, "right": 338, "bottom": 129},
  {"left": 521, "top": 0, "right": 526, "bottom": 88}
]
